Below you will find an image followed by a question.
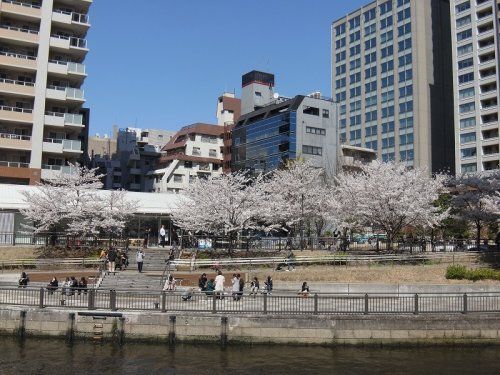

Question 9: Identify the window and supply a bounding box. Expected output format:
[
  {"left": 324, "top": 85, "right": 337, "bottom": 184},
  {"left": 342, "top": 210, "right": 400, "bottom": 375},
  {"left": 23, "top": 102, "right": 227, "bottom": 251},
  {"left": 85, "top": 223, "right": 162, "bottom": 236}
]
[
  {"left": 350, "top": 100, "right": 361, "bottom": 112},
  {"left": 397, "top": 23, "right": 411, "bottom": 37},
  {"left": 365, "top": 52, "right": 377, "bottom": 64},
  {"left": 365, "top": 66, "right": 377, "bottom": 79},
  {"left": 398, "top": 68, "right": 413, "bottom": 82},
  {"left": 382, "top": 106, "right": 395, "bottom": 118},
  {"left": 458, "top": 72, "right": 474, "bottom": 84},
  {"left": 350, "top": 30, "right": 361, "bottom": 43},
  {"left": 350, "top": 114, "right": 361, "bottom": 126},
  {"left": 379, "top": 1, "right": 392, "bottom": 15},
  {"left": 335, "top": 37, "right": 346, "bottom": 49},
  {"left": 350, "top": 58, "right": 361, "bottom": 70},
  {"left": 336, "top": 51, "right": 346, "bottom": 62},
  {"left": 335, "top": 23, "right": 346, "bottom": 36},
  {"left": 201, "top": 135, "right": 217, "bottom": 143},
  {"left": 366, "top": 125, "right": 378, "bottom": 136},
  {"left": 459, "top": 87, "right": 475, "bottom": 99},
  {"left": 350, "top": 72, "right": 361, "bottom": 84},
  {"left": 455, "top": 1, "right": 470, "bottom": 14},
  {"left": 350, "top": 129, "right": 362, "bottom": 140},
  {"left": 456, "top": 15, "right": 471, "bottom": 28},
  {"left": 398, "top": 53, "right": 412, "bottom": 67},
  {"left": 459, "top": 102, "right": 475, "bottom": 113},
  {"left": 255, "top": 91, "right": 262, "bottom": 97},
  {"left": 366, "top": 110, "right": 378, "bottom": 122},
  {"left": 302, "top": 145, "right": 322, "bottom": 156},
  {"left": 397, "top": 0, "right": 410, "bottom": 6},
  {"left": 365, "top": 23, "right": 376, "bottom": 36},
  {"left": 456, "top": 29, "right": 472, "bottom": 42},
  {"left": 382, "top": 121, "right": 395, "bottom": 133},
  {"left": 335, "top": 77, "right": 346, "bottom": 89},
  {"left": 184, "top": 161, "right": 192, "bottom": 168},
  {"left": 209, "top": 149, "right": 217, "bottom": 157},
  {"left": 365, "top": 37, "right": 376, "bottom": 50},
  {"left": 399, "top": 101, "right": 413, "bottom": 114},
  {"left": 381, "top": 75, "right": 394, "bottom": 88},
  {"left": 381, "top": 46, "right": 393, "bottom": 58},
  {"left": 400, "top": 117, "right": 414, "bottom": 129},
  {"left": 306, "top": 127, "right": 326, "bottom": 135},
  {"left": 322, "top": 109, "right": 329, "bottom": 118},
  {"left": 350, "top": 44, "right": 361, "bottom": 56},
  {"left": 460, "top": 132, "right": 476, "bottom": 144},
  {"left": 400, "top": 133, "right": 414, "bottom": 145},
  {"left": 457, "top": 43, "right": 473, "bottom": 56},
  {"left": 381, "top": 60, "right": 394, "bottom": 73},
  {"left": 365, "top": 81, "right": 377, "bottom": 93},
  {"left": 192, "top": 147, "right": 201, "bottom": 156},
  {"left": 380, "top": 16, "right": 393, "bottom": 30},
  {"left": 173, "top": 174, "right": 183, "bottom": 183},
  {"left": 397, "top": 8, "right": 411, "bottom": 22},
  {"left": 364, "top": 8, "right": 376, "bottom": 22},
  {"left": 399, "top": 85, "right": 413, "bottom": 98},
  {"left": 461, "top": 163, "right": 477, "bottom": 173},
  {"left": 382, "top": 137, "right": 395, "bottom": 149},
  {"left": 398, "top": 38, "right": 412, "bottom": 52},
  {"left": 458, "top": 57, "right": 473, "bottom": 70},
  {"left": 366, "top": 96, "right": 377, "bottom": 108},
  {"left": 460, "top": 117, "right": 476, "bottom": 128},
  {"left": 349, "top": 16, "right": 360, "bottom": 29},
  {"left": 350, "top": 86, "right": 361, "bottom": 97},
  {"left": 382, "top": 90, "right": 394, "bottom": 102},
  {"left": 366, "top": 140, "right": 378, "bottom": 150},
  {"left": 461, "top": 147, "right": 476, "bottom": 158},
  {"left": 335, "top": 65, "right": 346, "bottom": 76},
  {"left": 303, "top": 106, "right": 319, "bottom": 116}
]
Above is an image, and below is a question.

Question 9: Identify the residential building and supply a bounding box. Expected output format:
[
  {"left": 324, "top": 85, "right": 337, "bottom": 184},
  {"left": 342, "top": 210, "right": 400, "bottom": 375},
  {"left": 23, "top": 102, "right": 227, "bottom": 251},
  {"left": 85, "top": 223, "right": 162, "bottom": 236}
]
[
  {"left": 332, "top": 0, "right": 455, "bottom": 174},
  {"left": 0, "top": 0, "right": 92, "bottom": 184},
  {"left": 216, "top": 92, "right": 241, "bottom": 173},
  {"left": 152, "top": 123, "right": 225, "bottom": 193},
  {"left": 450, "top": 0, "right": 500, "bottom": 173},
  {"left": 232, "top": 71, "right": 339, "bottom": 176},
  {"left": 339, "top": 144, "right": 377, "bottom": 172}
]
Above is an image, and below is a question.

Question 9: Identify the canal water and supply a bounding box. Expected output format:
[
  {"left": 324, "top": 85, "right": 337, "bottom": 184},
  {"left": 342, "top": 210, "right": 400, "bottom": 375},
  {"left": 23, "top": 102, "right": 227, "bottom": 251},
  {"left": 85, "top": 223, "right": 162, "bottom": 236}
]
[{"left": 0, "top": 338, "right": 499, "bottom": 374}]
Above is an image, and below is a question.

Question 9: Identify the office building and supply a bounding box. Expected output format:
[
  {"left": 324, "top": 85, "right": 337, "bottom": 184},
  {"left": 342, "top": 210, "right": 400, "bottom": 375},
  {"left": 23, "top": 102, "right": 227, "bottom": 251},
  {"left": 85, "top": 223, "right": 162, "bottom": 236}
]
[
  {"left": 0, "top": 0, "right": 92, "bottom": 184},
  {"left": 450, "top": 0, "right": 500, "bottom": 173},
  {"left": 332, "top": 0, "right": 455, "bottom": 173},
  {"left": 232, "top": 71, "right": 339, "bottom": 176}
]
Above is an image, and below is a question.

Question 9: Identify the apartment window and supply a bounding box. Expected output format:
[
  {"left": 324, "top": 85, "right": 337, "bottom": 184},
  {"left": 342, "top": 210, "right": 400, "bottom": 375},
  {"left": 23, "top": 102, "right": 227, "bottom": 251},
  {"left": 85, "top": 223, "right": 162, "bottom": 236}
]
[
  {"left": 397, "top": 0, "right": 410, "bottom": 6},
  {"left": 349, "top": 16, "right": 360, "bottom": 29},
  {"left": 303, "top": 106, "right": 320, "bottom": 116},
  {"left": 455, "top": 1, "right": 470, "bottom": 14},
  {"left": 335, "top": 23, "right": 346, "bottom": 36},
  {"left": 399, "top": 85, "right": 413, "bottom": 98},
  {"left": 457, "top": 43, "right": 473, "bottom": 56},
  {"left": 350, "top": 86, "right": 361, "bottom": 97},
  {"left": 350, "top": 100, "right": 361, "bottom": 111},
  {"left": 350, "top": 30, "right": 361, "bottom": 43},
  {"left": 306, "top": 127, "right": 326, "bottom": 136},
  {"left": 364, "top": 8, "right": 376, "bottom": 22},
  {"left": 335, "top": 78, "right": 346, "bottom": 89},
  {"left": 380, "top": 16, "right": 393, "bottom": 30},
  {"left": 397, "top": 8, "right": 411, "bottom": 22},
  {"left": 302, "top": 145, "right": 322, "bottom": 156},
  {"left": 336, "top": 51, "right": 346, "bottom": 62},
  {"left": 461, "top": 163, "right": 477, "bottom": 173},
  {"left": 350, "top": 115, "right": 361, "bottom": 126},
  {"left": 350, "top": 129, "right": 362, "bottom": 140},
  {"left": 365, "top": 81, "right": 377, "bottom": 93},
  {"left": 400, "top": 149, "right": 414, "bottom": 161},
  {"left": 335, "top": 37, "right": 346, "bottom": 49},
  {"left": 382, "top": 106, "right": 395, "bottom": 118},
  {"left": 365, "top": 52, "right": 377, "bottom": 64},
  {"left": 335, "top": 65, "right": 346, "bottom": 76},
  {"left": 379, "top": 1, "right": 392, "bottom": 15},
  {"left": 209, "top": 149, "right": 217, "bottom": 157},
  {"left": 381, "top": 75, "right": 394, "bottom": 88},
  {"left": 350, "top": 45, "right": 361, "bottom": 56},
  {"left": 399, "top": 101, "right": 413, "bottom": 114},
  {"left": 201, "top": 135, "right": 217, "bottom": 143},
  {"left": 456, "top": 15, "right": 471, "bottom": 28},
  {"left": 461, "top": 147, "right": 476, "bottom": 158},
  {"left": 382, "top": 137, "right": 395, "bottom": 149},
  {"left": 398, "top": 53, "right": 412, "bottom": 67},
  {"left": 350, "top": 58, "right": 361, "bottom": 70},
  {"left": 366, "top": 96, "right": 377, "bottom": 108},
  {"left": 192, "top": 147, "right": 201, "bottom": 156},
  {"left": 365, "top": 23, "right": 376, "bottom": 36},
  {"left": 397, "top": 23, "right": 411, "bottom": 37},
  {"left": 382, "top": 90, "right": 394, "bottom": 102},
  {"left": 350, "top": 72, "right": 361, "bottom": 84},
  {"left": 458, "top": 57, "right": 473, "bottom": 70},
  {"left": 456, "top": 29, "right": 472, "bottom": 42},
  {"left": 382, "top": 121, "right": 395, "bottom": 133},
  {"left": 382, "top": 153, "right": 396, "bottom": 162},
  {"left": 460, "top": 132, "right": 476, "bottom": 144},
  {"left": 400, "top": 133, "right": 414, "bottom": 145},
  {"left": 459, "top": 87, "right": 475, "bottom": 99},
  {"left": 458, "top": 72, "right": 474, "bottom": 84},
  {"left": 398, "top": 38, "right": 412, "bottom": 52},
  {"left": 366, "top": 140, "right": 378, "bottom": 150},
  {"left": 336, "top": 91, "right": 346, "bottom": 102},
  {"left": 381, "top": 46, "right": 393, "bottom": 58},
  {"left": 366, "top": 110, "right": 378, "bottom": 122},
  {"left": 173, "top": 174, "right": 183, "bottom": 183},
  {"left": 459, "top": 102, "right": 475, "bottom": 113},
  {"left": 381, "top": 60, "right": 394, "bottom": 73},
  {"left": 365, "top": 37, "right": 377, "bottom": 50},
  {"left": 398, "top": 68, "right": 413, "bottom": 83},
  {"left": 322, "top": 109, "right": 329, "bottom": 118},
  {"left": 366, "top": 125, "right": 378, "bottom": 136},
  {"left": 400, "top": 117, "right": 414, "bottom": 129},
  {"left": 460, "top": 117, "right": 476, "bottom": 128}
]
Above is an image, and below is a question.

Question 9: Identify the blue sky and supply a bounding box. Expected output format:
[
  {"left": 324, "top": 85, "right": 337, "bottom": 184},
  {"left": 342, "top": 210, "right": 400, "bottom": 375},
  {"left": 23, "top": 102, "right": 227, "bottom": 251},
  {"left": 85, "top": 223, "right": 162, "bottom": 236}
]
[{"left": 85, "top": 0, "right": 369, "bottom": 135}]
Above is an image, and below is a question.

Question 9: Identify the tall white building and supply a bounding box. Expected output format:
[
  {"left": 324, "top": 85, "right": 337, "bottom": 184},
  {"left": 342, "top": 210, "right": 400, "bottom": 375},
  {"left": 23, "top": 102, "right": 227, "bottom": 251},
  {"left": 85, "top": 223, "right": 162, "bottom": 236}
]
[
  {"left": 0, "top": 0, "right": 91, "bottom": 185},
  {"left": 450, "top": 0, "right": 500, "bottom": 173}
]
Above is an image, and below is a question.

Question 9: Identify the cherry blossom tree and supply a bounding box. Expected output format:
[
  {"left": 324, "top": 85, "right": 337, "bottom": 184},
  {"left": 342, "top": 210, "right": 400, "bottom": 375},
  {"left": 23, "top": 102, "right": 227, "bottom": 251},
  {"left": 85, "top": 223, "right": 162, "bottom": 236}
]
[
  {"left": 334, "top": 160, "right": 448, "bottom": 250},
  {"left": 173, "top": 172, "right": 266, "bottom": 252},
  {"left": 447, "top": 171, "right": 500, "bottom": 247}
]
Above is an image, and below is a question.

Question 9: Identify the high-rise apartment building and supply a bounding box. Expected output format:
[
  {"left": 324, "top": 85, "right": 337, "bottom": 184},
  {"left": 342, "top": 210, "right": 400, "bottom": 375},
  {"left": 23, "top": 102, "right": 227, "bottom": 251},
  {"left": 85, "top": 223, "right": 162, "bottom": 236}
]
[
  {"left": 332, "top": 0, "right": 455, "bottom": 174},
  {"left": 0, "top": 0, "right": 91, "bottom": 184},
  {"left": 450, "top": 0, "right": 500, "bottom": 173}
]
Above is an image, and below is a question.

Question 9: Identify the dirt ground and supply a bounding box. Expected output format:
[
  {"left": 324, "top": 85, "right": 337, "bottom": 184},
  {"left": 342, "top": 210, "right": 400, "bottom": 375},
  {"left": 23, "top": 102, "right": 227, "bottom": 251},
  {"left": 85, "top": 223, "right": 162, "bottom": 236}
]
[{"left": 0, "top": 246, "right": 37, "bottom": 261}]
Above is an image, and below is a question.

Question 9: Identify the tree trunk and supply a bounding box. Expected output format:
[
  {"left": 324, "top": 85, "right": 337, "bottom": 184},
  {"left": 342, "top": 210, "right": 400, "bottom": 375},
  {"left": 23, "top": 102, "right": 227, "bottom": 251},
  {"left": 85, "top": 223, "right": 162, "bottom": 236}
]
[{"left": 476, "top": 221, "right": 481, "bottom": 251}]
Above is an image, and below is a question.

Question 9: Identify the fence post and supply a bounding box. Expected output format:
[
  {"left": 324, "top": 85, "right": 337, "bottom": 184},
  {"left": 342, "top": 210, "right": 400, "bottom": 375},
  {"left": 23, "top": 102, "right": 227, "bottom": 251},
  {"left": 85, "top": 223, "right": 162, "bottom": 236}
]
[
  {"left": 364, "top": 293, "right": 369, "bottom": 315},
  {"left": 161, "top": 291, "right": 167, "bottom": 313},
  {"left": 12, "top": 232, "right": 16, "bottom": 246},
  {"left": 212, "top": 293, "right": 217, "bottom": 314},
  {"left": 39, "top": 288, "right": 44, "bottom": 308},
  {"left": 110, "top": 290, "right": 117, "bottom": 311},
  {"left": 414, "top": 293, "right": 419, "bottom": 315},
  {"left": 88, "top": 289, "right": 95, "bottom": 310},
  {"left": 314, "top": 294, "right": 318, "bottom": 315},
  {"left": 263, "top": 293, "right": 268, "bottom": 315},
  {"left": 463, "top": 293, "right": 468, "bottom": 314}
]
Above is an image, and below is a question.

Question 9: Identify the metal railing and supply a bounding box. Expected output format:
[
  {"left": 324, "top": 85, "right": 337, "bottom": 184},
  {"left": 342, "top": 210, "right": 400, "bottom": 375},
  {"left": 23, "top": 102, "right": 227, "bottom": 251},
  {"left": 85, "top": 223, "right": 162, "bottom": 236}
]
[
  {"left": 0, "top": 24, "right": 39, "bottom": 34},
  {"left": 41, "top": 164, "right": 78, "bottom": 175},
  {"left": 47, "top": 85, "right": 84, "bottom": 99},
  {"left": 0, "top": 232, "right": 129, "bottom": 248},
  {"left": 2, "top": 0, "right": 41, "bottom": 9},
  {"left": 0, "top": 105, "right": 33, "bottom": 113},
  {"left": 0, "top": 258, "right": 103, "bottom": 270},
  {"left": 48, "top": 60, "right": 86, "bottom": 75},
  {"left": 0, "top": 50, "right": 37, "bottom": 60},
  {"left": 0, "top": 132, "right": 31, "bottom": 141},
  {"left": 0, "top": 77, "right": 34, "bottom": 86},
  {"left": 51, "top": 35, "right": 88, "bottom": 49},
  {"left": 0, "top": 288, "right": 498, "bottom": 315},
  {"left": 0, "top": 161, "right": 29, "bottom": 168}
]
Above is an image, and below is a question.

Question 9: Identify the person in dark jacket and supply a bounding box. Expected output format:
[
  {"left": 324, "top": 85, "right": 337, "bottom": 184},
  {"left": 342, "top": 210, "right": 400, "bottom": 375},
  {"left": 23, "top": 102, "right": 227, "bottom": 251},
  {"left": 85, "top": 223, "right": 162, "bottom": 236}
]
[
  {"left": 237, "top": 273, "right": 244, "bottom": 301},
  {"left": 47, "top": 276, "right": 58, "bottom": 294},
  {"left": 69, "top": 276, "right": 78, "bottom": 295},
  {"left": 107, "top": 248, "right": 117, "bottom": 273},
  {"left": 265, "top": 276, "right": 273, "bottom": 294},
  {"left": 198, "top": 273, "right": 207, "bottom": 291},
  {"left": 18, "top": 272, "right": 29, "bottom": 288},
  {"left": 78, "top": 277, "right": 88, "bottom": 295}
]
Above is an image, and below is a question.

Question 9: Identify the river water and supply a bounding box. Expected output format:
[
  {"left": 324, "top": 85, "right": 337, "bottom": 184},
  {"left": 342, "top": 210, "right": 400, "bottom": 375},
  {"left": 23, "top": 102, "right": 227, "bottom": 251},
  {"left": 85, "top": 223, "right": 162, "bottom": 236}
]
[{"left": 0, "top": 338, "right": 499, "bottom": 374}]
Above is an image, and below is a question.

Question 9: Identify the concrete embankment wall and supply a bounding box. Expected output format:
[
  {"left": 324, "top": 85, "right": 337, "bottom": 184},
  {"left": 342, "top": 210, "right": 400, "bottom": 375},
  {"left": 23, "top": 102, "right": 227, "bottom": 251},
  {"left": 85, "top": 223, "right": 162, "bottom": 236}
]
[{"left": 1, "top": 307, "right": 500, "bottom": 346}]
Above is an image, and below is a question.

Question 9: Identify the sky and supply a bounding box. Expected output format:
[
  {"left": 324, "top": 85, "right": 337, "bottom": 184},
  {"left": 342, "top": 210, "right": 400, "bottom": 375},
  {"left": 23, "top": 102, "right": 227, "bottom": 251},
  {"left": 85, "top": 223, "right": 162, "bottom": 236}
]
[{"left": 85, "top": 0, "right": 369, "bottom": 136}]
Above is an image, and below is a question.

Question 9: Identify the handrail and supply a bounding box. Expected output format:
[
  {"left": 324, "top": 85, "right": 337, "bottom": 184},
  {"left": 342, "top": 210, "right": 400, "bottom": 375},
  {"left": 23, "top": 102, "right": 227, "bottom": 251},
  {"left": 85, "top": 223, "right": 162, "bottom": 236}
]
[
  {"left": 43, "top": 137, "right": 63, "bottom": 144},
  {"left": 0, "top": 50, "right": 37, "bottom": 60},
  {"left": 0, "top": 105, "right": 33, "bottom": 113},
  {"left": 0, "top": 161, "right": 29, "bottom": 168},
  {"left": 2, "top": 0, "right": 41, "bottom": 9},
  {"left": 0, "top": 77, "right": 34, "bottom": 86},
  {"left": 0, "top": 132, "right": 31, "bottom": 141},
  {"left": 0, "top": 24, "right": 39, "bottom": 34},
  {"left": 53, "top": 9, "right": 89, "bottom": 24}
]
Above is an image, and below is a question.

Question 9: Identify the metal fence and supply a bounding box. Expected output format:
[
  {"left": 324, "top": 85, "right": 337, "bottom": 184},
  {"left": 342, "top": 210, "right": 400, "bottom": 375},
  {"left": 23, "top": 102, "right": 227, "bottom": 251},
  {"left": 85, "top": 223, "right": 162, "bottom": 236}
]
[
  {"left": 0, "top": 232, "right": 128, "bottom": 248},
  {"left": 0, "top": 287, "right": 499, "bottom": 315}
]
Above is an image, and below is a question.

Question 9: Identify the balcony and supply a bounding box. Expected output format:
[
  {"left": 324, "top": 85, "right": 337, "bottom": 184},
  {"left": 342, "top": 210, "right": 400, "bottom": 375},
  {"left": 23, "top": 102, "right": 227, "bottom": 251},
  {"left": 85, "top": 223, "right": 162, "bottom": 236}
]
[
  {"left": 50, "top": 35, "right": 88, "bottom": 56},
  {"left": 46, "top": 85, "right": 84, "bottom": 102},
  {"left": 0, "top": 24, "right": 39, "bottom": 45},
  {"left": 0, "top": 132, "right": 31, "bottom": 150},
  {"left": 52, "top": 9, "right": 90, "bottom": 32},
  {"left": 41, "top": 164, "right": 78, "bottom": 179},
  {"left": 42, "top": 138, "right": 82, "bottom": 154},
  {"left": 45, "top": 111, "right": 84, "bottom": 128},
  {"left": 0, "top": 50, "right": 37, "bottom": 70},
  {"left": 0, "top": 160, "right": 29, "bottom": 168},
  {"left": 0, "top": 105, "right": 33, "bottom": 123},
  {"left": 0, "top": 0, "right": 41, "bottom": 19},
  {"left": 47, "top": 59, "right": 86, "bottom": 78},
  {"left": 0, "top": 77, "right": 35, "bottom": 97}
]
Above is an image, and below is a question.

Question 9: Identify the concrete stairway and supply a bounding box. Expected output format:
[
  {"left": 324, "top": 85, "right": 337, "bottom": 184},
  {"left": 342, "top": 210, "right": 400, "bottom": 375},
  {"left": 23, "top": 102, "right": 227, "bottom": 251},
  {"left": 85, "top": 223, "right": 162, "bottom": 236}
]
[
  {"left": 98, "top": 270, "right": 164, "bottom": 290},
  {"left": 127, "top": 247, "right": 171, "bottom": 272}
]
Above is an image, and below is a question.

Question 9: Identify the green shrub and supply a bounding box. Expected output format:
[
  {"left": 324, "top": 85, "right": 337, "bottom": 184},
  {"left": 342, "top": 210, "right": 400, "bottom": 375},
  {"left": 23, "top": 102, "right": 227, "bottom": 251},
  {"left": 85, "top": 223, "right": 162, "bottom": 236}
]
[{"left": 446, "top": 264, "right": 467, "bottom": 280}]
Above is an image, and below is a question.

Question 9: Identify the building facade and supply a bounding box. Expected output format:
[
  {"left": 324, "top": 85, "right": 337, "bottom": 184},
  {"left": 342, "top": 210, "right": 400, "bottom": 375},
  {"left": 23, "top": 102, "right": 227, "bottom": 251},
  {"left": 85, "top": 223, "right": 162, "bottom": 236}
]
[
  {"left": 0, "top": 0, "right": 92, "bottom": 184},
  {"left": 216, "top": 92, "right": 241, "bottom": 173},
  {"left": 232, "top": 71, "right": 338, "bottom": 176},
  {"left": 450, "top": 0, "right": 500, "bottom": 173},
  {"left": 332, "top": 0, "right": 455, "bottom": 174},
  {"left": 152, "top": 123, "right": 225, "bottom": 193}
]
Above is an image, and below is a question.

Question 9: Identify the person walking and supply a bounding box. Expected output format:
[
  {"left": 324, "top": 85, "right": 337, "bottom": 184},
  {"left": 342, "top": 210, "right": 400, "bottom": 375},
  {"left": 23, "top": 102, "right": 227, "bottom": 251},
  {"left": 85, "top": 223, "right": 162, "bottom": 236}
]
[
  {"left": 214, "top": 270, "right": 225, "bottom": 299},
  {"left": 286, "top": 250, "right": 295, "bottom": 271},
  {"left": 136, "top": 249, "right": 145, "bottom": 273},
  {"left": 231, "top": 274, "right": 239, "bottom": 301},
  {"left": 159, "top": 225, "right": 166, "bottom": 248},
  {"left": 265, "top": 275, "right": 273, "bottom": 294},
  {"left": 107, "top": 248, "right": 117, "bottom": 273},
  {"left": 143, "top": 228, "right": 150, "bottom": 248},
  {"left": 238, "top": 273, "right": 244, "bottom": 301},
  {"left": 250, "top": 277, "right": 260, "bottom": 297},
  {"left": 18, "top": 271, "right": 29, "bottom": 288}
]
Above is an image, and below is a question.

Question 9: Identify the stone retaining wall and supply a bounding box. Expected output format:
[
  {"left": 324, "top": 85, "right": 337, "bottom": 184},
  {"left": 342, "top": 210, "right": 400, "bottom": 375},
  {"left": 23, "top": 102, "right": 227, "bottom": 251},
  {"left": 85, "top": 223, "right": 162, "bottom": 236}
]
[{"left": 1, "top": 307, "right": 499, "bottom": 346}]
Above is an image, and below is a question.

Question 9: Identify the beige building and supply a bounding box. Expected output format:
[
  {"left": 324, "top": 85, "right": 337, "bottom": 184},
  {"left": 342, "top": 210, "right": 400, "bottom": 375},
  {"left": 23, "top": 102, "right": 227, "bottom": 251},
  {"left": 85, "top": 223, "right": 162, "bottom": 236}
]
[
  {"left": 332, "top": 0, "right": 455, "bottom": 174},
  {"left": 450, "top": 0, "right": 500, "bottom": 173},
  {"left": 0, "top": 0, "right": 91, "bottom": 184}
]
